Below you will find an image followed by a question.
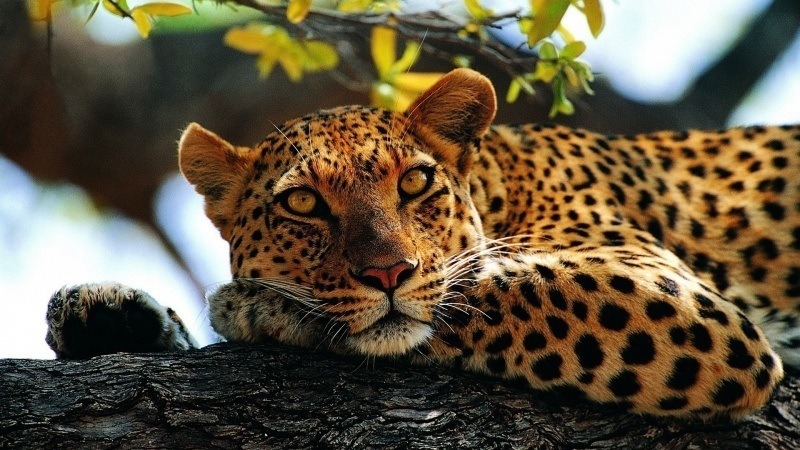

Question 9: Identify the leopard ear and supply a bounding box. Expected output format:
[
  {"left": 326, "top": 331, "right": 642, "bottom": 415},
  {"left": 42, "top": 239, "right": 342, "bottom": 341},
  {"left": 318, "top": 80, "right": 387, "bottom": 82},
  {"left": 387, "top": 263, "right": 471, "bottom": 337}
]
[
  {"left": 179, "top": 123, "right": 253, "bottom": 240},
  {"left": 405, "top": 68, "right": 496, "bottom": 173}
]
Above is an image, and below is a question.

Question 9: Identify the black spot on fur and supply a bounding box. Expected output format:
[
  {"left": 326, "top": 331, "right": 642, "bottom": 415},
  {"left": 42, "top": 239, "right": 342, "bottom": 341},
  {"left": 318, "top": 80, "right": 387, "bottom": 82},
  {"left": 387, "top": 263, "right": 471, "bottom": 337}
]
[
  {"left": 548, "top": 288, "right": 567, "bottom": 310},
  {"left": 726, "top": 338, "right": 755, "bottom": 369},
  {"left": 546, "top": 316, "right": 569, "bottom": 339},
  {"left": 510, "top": 304, "right": 531, "bottom": 321},
  {"left": 523, "top": 330, "right": 547, "bottom": 351},
  {"left": 666, "top": 356, "right": 700, "bottom": 390},
  {"left": 763, "top": 202, "right": 786, "bottom": 220},
  {"left": 659, "top": 396, "right": 688, "bottom": 411},
  {"left": 536, "top": 265, "right": 556, "bottom": 281},
  {"left": 486, "top": 332, "right": 514, "bottom": 353},
  {"left": 486, "top": 356, "right": 507, "bottom": 374},
  {"left": 483, "top": 309, "right": 503, "bottom": 326},
  {"left": 670, "top": 326, "right": 687, "bottom": 345},
  {"left": 712, "top": 379, "right": 745, "bottom": 406},
  {"left": 646, "top": 300, "right": 677, "bottom": 321},
  {"left": 689, "top": 323, "right": 713, "bottom": 352},
  {"left": 574, "top": 334, "right": 604, "bottom": 369},
  {"left": 573, "top": 273, "right": 598, "bottom": 291},
  {"left": 754, "top": 369, "right": 771, "bottom": 389},
  {"left": 621, "top": 332, "right": 656, "bottom": 365},
  {"left": 599, "top": 304, "right": 630, "bottom": 331},
  {"left": 572, "top": 301, "right": 588, "bottom": 321},
  {"left": 532, "top": 353, "right": 563, "bottom": 381},
  {"left": 740, "top": 318, "right": 759, "bottom": 340},
  {"left": 609, "top": 276, "right": 635, "bottom": 294},
  {"left": 608, "top": 370, "right": 641, "bottom": 397},
  {"left": 519, "top": 281, "right": 542, "bottom": 308}
]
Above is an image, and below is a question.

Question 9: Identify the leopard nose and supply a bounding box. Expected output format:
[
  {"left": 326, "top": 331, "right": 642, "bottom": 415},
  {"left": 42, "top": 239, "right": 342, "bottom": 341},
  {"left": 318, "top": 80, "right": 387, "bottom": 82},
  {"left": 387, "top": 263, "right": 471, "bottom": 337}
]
[{"left": 353, "top": 261, "right": 417, "bottom": 292}]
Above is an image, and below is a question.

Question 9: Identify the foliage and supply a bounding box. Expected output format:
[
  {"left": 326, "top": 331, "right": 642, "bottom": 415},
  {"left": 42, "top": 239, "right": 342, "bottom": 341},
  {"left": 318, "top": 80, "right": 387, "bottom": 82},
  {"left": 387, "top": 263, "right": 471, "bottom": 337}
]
[{"left": 28, "top": 0, "right": 605, "bottom": 116}]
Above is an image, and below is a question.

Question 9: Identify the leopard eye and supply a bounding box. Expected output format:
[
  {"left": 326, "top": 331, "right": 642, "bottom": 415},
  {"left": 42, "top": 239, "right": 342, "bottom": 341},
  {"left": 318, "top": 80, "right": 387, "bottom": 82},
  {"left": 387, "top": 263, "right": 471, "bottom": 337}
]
[
  {"left": 286, "top": 189, "right": 318, "bottom": 215},
  {"left": 399, "top": 167, "right": 432, "bottom": 198}
]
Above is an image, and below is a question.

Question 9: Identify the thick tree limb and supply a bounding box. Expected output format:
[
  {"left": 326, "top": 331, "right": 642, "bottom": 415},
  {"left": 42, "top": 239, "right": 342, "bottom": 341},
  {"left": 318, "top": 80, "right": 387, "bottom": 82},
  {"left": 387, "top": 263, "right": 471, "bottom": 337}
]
[{"left": 2, "top": 343, "right": 799, "bottom": 448}]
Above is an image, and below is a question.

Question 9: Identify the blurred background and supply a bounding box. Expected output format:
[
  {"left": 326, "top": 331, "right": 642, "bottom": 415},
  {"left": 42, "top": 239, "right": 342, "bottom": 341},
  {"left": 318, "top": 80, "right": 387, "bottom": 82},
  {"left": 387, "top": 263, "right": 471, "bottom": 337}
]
[{"left": 1, "top": 0, "right": 798, "bottom": 358}]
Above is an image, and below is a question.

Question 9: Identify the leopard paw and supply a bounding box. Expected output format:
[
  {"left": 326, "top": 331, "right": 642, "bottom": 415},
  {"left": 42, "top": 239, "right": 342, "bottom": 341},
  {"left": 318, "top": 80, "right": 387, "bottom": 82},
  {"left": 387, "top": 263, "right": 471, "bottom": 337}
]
[{"left": 46, "top": 283, "right": 197, "bottom": 359}]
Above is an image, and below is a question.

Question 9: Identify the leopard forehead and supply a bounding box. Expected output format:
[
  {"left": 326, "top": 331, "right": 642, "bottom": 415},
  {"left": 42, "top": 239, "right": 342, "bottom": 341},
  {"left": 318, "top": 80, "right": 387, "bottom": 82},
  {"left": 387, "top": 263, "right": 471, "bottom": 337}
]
[{"left": 256, "top": 105, "right": 419, "bottom": 173}]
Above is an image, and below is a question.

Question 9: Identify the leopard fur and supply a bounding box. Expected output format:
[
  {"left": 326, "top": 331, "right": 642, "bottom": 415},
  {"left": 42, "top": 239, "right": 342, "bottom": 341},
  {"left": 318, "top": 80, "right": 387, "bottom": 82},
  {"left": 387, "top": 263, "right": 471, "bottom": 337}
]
[{"left": 47, "top": 69, "right": 800, "bottom": 419}]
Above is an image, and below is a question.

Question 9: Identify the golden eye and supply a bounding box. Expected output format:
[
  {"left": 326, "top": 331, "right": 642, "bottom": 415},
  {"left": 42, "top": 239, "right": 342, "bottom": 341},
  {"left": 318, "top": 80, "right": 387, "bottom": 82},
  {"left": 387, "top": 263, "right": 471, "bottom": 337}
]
[
  {"left": 399, "top": 168, "right": 431, "bottom": 198},
  {"left": 286, "top": 189, "right": 318, "bottom": 215}
]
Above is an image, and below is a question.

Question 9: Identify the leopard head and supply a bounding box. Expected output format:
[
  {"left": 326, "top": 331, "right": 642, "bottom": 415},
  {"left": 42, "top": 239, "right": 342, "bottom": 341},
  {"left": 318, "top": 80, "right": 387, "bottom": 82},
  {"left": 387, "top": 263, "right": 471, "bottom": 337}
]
[{"left": 180, "top": 69, "right": 496, "bottom": 355}]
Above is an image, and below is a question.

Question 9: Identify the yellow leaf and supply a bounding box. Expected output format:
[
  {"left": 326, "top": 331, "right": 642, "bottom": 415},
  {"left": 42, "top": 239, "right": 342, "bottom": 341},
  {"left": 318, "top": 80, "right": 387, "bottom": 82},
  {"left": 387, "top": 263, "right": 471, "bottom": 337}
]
[
  {"left": 392, "top": 72, "right": 444, "bottom": 94},
  {"left": 464, "top": 0, "right": 491, "bottom": 21},
  {"left": 556, "top": 24, "right": 574, "bottom": 43},
  {"left": 130, "top": 8, "right": 152, "bottom": 38},
  {"left": 286, "top": 0, "right": 311, "bottom": 24},
  {"left": 302, "top": 41, "right": 339, "bottom": 71},
  {"left": 583, "top": 0, "right": 604, "bottom": 38},
  {"left": 390, "top": 41, "right": 420, "bottom": 75},
  {"left": 133, "top": 2, "right": 191, "bottom": 16},
  {"left": 371, "top": 82, "right": 396, "bottom": 109},
  {"left": 371, "top": 26, "right": 397, "bottom": 80},
  {"left": 392, "top": 89, "right": 417, "bottom": 111},
  {"left": 533, "top": 60, "right": 558, "bottom": 82},
  {"left": 561, "top": 40, "right": 586, "bottom": 60},
  {"left": 564, "top": 65, "right": 579, "bottom": 86},
  {"left": 256, "top": 52, "right": 279, "bottom": 79},
  {"left": 506, "top": 79, "right": 522, "bottom": 103},
  {"left": 224, "top": 27, "right": 274, "bottom": 54},
  {"left": 338, "top": 0, "right": 370, "bottom": 12},
  {"left": 525, "top": 0, "right": 570, "bottom": 47},
  {"left": 279, "top": 44, "right": 306, "bottom": 81}
]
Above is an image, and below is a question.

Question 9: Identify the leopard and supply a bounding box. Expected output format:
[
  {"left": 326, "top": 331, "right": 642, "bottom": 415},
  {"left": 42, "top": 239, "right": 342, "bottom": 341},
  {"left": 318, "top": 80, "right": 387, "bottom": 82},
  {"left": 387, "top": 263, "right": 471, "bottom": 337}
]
[{"left": 45, "top": 68, "right": 800, "bottom": 419}]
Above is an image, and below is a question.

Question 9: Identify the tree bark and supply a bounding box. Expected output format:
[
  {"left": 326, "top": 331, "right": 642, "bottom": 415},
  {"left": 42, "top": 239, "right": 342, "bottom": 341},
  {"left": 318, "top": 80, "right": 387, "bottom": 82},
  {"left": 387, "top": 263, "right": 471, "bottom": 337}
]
[{"left": 1, "top": 343, "right": 799, "bottom": 449}]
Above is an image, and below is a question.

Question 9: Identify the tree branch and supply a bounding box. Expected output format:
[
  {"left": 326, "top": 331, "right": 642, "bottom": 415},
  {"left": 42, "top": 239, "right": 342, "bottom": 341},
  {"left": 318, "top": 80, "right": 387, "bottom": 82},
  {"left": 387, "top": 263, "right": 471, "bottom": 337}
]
[
  {"left": 224, "top": 0, "right": 533, "bottom": 81},
  {"left": 2, "top": 343, "right": 799, "bottom": 448}
]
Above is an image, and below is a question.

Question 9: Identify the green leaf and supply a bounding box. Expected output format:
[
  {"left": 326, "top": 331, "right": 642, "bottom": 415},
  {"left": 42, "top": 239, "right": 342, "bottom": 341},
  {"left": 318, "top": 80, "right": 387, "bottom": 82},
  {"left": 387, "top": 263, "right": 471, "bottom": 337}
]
[
  {"left": 452, "top": 55, "right": 471, "bottom": 68},
  {"left": 85, "top": 1, "right": 100, "bottom": 23},
  {"left": 525, "top": 0, "right": 570, "bottom": 47},
  {"left": 102, "top": 0, "right": 129, "bottom": 17},
  {"left": 563, "top": 64, "right": 579, "bottom": 86},
  {"left": 561, "top": 40, "right": 586, "bottom": 60},
  {"left": 538, "top": 40, "right": 558, "bottom": 60},
  {"left": 549, "top": 75, "right": 574, "bottom": 117},
  {"left": 570, "top": 60, "right": 595, "bottom": 94},
  {"left": 583, "top": 0, "right": 604, "bottom": 38},
  {"left": 505, "top": 77, "right": 535, "bottom": 103}
]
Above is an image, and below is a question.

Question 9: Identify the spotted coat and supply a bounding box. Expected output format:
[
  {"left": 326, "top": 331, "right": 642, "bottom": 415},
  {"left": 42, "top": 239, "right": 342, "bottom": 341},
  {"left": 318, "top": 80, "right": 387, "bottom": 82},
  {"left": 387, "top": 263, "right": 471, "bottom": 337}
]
[{"left": 47, "top": 69, "right": 799, "bottom": 419}]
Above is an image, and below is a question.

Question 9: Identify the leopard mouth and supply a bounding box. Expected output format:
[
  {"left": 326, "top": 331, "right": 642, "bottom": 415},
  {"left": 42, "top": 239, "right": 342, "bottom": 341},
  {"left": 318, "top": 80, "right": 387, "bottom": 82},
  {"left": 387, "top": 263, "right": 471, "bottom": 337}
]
[
  {"left": 363, "top": 309, "right": 408, "bottom": 329},
  {"left": 345, "top": 310, "right": 433, "bottom": 356}
]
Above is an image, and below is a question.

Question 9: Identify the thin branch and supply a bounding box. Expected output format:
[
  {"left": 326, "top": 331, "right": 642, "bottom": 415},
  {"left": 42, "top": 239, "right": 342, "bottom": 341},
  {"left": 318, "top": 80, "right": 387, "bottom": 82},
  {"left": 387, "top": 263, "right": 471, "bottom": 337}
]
[{"left": 220, "top": 0, "right": 537, "bottom": 83}]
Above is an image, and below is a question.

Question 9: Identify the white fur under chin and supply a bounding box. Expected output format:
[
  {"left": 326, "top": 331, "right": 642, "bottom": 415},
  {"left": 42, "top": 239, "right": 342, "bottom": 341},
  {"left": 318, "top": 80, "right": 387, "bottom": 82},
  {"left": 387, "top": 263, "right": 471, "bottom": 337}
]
[{"left": 346, "top": 320, "right": 433, "bottom": 356}]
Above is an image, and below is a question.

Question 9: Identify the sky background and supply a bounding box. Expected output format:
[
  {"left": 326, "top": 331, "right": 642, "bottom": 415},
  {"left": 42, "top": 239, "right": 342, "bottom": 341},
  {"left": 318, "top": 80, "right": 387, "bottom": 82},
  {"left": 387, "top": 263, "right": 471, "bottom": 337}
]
[{"left": 1, "top": 0, "right": 798, "bottom": 359}]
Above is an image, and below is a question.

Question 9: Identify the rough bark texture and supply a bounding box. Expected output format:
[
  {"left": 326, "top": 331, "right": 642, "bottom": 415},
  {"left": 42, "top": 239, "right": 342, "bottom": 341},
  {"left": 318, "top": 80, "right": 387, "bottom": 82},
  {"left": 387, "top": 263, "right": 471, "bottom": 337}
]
[{"left": 1, "top": 343, "right": 799, "bottom": 449}]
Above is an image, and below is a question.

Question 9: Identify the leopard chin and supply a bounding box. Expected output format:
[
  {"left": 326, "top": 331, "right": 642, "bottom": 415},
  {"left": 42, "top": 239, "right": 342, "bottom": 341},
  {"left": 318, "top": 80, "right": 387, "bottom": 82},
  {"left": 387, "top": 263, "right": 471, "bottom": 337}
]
[{"left": 345, "top": 311, "right": 433, "bottom": 356}]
